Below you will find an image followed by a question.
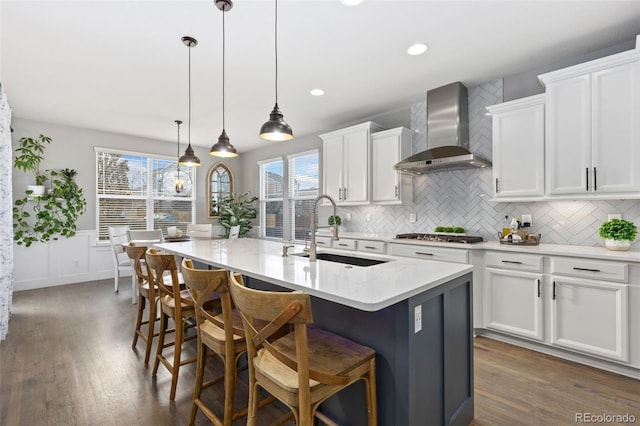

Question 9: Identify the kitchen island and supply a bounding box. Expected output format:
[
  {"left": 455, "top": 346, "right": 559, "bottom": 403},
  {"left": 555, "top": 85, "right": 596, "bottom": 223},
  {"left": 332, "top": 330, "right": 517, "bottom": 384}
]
[{"left": 156, "top": 238, "right": 474, "bottom": 426}]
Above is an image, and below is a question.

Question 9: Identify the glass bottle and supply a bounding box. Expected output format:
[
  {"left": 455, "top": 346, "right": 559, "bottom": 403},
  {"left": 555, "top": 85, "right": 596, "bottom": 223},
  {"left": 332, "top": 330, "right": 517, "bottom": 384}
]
[{"left": 502, "top": 216, "right": 511, "bottom": 238}]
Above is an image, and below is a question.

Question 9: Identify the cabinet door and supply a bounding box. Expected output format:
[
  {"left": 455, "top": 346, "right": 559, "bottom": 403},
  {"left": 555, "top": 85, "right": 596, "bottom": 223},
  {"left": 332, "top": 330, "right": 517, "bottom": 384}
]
[
  {"left": 551, "top": 278, "right": 629, "bottom": 362},
  {"left": 484, "top": 269, "right": 544, "bottom": 341},
  {"left": 372, "top": 133, "right": 400, "bottom": 202},
  {"left": 546, "top": 75, "right": 592, "bottom": 195},
  {"left": 592, "top": 60, "right": 640, "bottom": 193},
  {"left": 322, "top": 134, "right": 343, "bottom": 202},
  {"left": 342, "top": 128, "right": 369, "bottom": 204},
  {"left": 492, "top": 101, "right": 545, "bottom": 198}
]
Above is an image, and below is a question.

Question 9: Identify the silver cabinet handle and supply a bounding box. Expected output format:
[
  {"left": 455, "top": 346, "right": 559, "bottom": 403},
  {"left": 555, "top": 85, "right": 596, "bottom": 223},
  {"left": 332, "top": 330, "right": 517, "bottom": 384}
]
[
  {"left": 343, "top": 187, "right": 348, "bottom": 200},
  {"left": 496, "top": 178, "right": 499, "bottom": 193},
  {"left": 364, "top": 245, "right": 376, "bottom": 250},
  {"left": 338, "top": 188, "right": 342, "bottom": 201},
  {"left": 395, "top": 185, "right": 398, "bottom": 197}
]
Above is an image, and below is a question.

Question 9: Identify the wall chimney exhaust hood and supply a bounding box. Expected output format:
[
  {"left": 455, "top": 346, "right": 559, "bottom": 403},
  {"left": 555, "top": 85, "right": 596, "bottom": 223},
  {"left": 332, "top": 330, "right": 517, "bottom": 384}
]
[{"left": 394, "top": 82, "right": 491, "bottom": 174}]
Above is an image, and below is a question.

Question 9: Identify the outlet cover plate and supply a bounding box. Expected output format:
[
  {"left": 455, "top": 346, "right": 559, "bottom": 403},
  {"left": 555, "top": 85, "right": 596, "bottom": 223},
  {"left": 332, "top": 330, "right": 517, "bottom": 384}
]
[{"left": 608, "top": 213, "right": 622, "bottom": 221}]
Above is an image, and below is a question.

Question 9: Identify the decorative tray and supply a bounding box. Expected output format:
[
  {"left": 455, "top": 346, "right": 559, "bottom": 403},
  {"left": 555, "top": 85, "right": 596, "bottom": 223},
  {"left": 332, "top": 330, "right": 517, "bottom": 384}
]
[
  {"left": 165, "top": 236, "right": 191, "bottom": 242},
  {"left": 497, "top": 232, "right": 541, "bottom": 246}
]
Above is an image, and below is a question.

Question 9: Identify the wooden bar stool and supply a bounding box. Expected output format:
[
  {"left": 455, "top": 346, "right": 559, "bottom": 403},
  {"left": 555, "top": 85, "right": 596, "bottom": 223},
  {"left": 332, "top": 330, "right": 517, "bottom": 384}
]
[
  {"left": 145, "top": 248, "right": 220, "bottom": 400},
  {"left": 181, "top": 259, "right": 248, "bottom": 425},
  {"left": 228, "top": 274, "right": 378, "bottom": 426},
  {"left": 124, "top": 243, "right": 159, "bottom": 364}
]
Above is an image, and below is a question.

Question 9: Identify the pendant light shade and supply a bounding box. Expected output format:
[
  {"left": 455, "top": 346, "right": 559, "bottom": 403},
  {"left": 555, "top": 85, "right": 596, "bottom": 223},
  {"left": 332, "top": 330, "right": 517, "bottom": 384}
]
[
  {"left": 259, "top": 0, "right": 293, "bottom": 141},
  {"left": 210, "top": 0, "right": 238, "bottom": 158},
  {"left": 178, "top": 36, "right": 201, "bottom": 166},
  {"left": 174, "top": 120, "right": 184, "bottom": 193}
]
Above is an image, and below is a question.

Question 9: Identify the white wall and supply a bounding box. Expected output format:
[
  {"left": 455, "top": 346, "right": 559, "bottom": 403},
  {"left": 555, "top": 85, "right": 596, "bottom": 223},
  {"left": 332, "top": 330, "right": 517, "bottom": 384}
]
[{"left": 10, "top": 117, "right": 243, "bottom": 228}]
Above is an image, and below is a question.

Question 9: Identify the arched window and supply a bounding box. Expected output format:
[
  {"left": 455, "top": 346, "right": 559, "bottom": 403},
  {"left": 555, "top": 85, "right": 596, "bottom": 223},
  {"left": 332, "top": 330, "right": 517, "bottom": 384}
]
[{"left": 207, "top": 162, "right": 233, "bottom": 217}]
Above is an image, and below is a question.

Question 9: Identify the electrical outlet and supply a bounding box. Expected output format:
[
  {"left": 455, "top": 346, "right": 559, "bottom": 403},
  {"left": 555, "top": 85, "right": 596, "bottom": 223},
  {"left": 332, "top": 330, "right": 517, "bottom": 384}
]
[
  {"left": 345, "top": 213, "right": 352, "bottom": 221},
  {"left": 365, "top": 213, "right": 371, "bottom": 222},
  {"left": 414, "top": 304, "right": 422, "bottom": 333},
  {"left": 409, "top": 213, "right": 417, "bottom": 223},
  {"left": 608, "top": 213, "right": 622, "bottom": 221},
  {"left": 521, "top": 214, "right": 532, "bottom": 227}
]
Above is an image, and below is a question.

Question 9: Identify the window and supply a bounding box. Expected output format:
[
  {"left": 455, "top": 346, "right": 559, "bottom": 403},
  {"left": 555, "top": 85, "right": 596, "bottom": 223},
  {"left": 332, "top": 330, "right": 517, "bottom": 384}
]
[
  {"left": 288, "top": 151, "right": 319, "bottom": 240},
  {"left": 96, "top": 148, "right": 195, "bottom": 241},
  {"left": 207, "top": 162, "right": 233, "bottom": 217},
  {"left": 259, "top": 158, "right": 284, "bottom": 239},
  {"left": 259, "top": 150, "right": 319, "bottom": 241}
]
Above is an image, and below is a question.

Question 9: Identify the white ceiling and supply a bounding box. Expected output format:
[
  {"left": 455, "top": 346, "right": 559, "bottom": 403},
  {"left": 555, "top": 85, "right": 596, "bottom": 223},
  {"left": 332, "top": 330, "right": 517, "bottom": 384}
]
[{"left": 2, "top": 1, "right": 639, "bottom": 154}]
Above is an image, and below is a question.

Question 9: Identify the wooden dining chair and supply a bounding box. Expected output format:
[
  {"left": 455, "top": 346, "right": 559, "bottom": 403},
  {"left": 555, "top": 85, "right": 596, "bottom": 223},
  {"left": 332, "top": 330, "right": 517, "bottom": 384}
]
[
  {"left": 181, "top": 259, "right": 249, "bottom": 425},
  {"left": 145, "top": 248, "right": 220, "bottom": 400},
  {"left": 228, "top": 274, "right": 378, "bottom": 426},
  {"left": 108, "top": 225, "right": 131, "bottom": 293},
  {"left": 124, "top": 243, "right": 159, "bottom": 364},
  {"left": 186, "top": 223, "right": 212, "bottom": 240}
]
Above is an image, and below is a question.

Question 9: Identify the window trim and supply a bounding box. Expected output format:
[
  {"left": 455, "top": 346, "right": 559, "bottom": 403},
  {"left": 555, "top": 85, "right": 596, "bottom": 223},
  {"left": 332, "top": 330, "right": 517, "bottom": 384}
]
[
  {"left": 207, "top": 162, "right": 234, "bottom": 218},
  {"left": 95, "top": 147, "right": 196, "bottom": 241},
  {"left": 258, "top": 156, "right": 285, "bottom": 240}
]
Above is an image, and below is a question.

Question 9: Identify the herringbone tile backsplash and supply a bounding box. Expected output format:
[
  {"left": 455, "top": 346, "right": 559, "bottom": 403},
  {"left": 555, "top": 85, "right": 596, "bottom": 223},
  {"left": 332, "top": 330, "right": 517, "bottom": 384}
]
[{"left": 340, "top": 80, "right": 640, "bottom": 249}]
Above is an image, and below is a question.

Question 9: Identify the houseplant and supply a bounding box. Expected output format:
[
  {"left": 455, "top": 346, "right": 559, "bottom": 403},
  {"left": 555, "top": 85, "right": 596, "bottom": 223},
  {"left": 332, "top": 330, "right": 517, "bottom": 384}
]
[
  {"left": 598, "top": 218, "right": 637, "bottom": 251},
  {"left": 14, "top": 134, "right": 52, "bottom": 196},
  {"left": 13, "top": 168, "right": 87, "bottom": 247},
  {"left": 328, "top": 215, "right": 342, "bottom": 227},
  {"left": 218, "top": 191, "right": 258, "bottom": 238}
]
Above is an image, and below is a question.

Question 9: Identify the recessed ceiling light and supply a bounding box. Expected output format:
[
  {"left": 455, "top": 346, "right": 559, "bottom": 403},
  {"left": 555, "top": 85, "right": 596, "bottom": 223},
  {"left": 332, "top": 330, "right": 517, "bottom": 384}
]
[
  {"left": 407, "top": 43, "right": 428, "bottom": 56},
  {"left": 340, "top": 0, "right": 364, "bottom": 5},
  {"left": 310, "top": 89, "right": 325, "bottom": 96}
]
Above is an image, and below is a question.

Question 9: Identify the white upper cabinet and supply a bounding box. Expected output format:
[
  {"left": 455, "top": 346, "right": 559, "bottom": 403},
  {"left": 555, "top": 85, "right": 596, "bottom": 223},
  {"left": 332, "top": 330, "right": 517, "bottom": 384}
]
[
  {"left": 540, "top": 42, "right": 640, "bottom": 198},
  {"left": 371, "top": 127, "right": 413, "bottom": 204},
  {"left": 487, "top": 94, "right": 545, "bottom": 200},
  {"left": 320, "top": 122, "right": 383, "bottom": 205}
]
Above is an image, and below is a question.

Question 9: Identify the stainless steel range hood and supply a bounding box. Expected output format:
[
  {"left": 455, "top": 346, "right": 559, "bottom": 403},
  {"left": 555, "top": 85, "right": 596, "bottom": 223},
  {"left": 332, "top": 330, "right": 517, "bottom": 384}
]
[{"left": 394, "top": 82, "right": 491, "bottom": 174}]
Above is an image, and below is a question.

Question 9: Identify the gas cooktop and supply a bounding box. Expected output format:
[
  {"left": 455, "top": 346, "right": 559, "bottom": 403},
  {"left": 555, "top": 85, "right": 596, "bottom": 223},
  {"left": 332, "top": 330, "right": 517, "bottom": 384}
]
[{"left": 395, "top": 233, "right": 484, "bottom": 244}]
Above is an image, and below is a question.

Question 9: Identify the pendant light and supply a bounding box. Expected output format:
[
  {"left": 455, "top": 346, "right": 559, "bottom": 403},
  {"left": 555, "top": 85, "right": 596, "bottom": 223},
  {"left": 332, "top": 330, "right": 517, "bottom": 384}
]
[
  {"left": 174, "top": 120, "right": 184, "bottom": 193},
  {"left": 259, "top": 0, "right": 293, "bottom": 142},
  {"left": 178, "top": 36, "right": 201, "bottom": 166},
  {"left": 210, "top": 0, "right": 238, "bottom": 158}
]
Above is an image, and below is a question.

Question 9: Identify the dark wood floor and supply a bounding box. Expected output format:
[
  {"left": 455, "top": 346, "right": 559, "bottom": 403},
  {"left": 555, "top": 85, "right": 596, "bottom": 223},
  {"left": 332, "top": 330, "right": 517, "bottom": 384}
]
[{"left": 1, "top": 280, "right": 638, "bottom": 425}]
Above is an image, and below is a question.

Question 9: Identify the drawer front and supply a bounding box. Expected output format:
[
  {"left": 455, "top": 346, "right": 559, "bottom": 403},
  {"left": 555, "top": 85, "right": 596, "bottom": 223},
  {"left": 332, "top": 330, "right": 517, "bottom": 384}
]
[
  {"left": 485, "top": 251, "right": 543, "bottom": 272},
  {"left": 357, "top": 240, "right": 386, "bottom": 254},
  {"left": 315, "top": 236, "right": 333, "bottom": 248},
  {"left": 333, "top": 239, "right": 357, "bottom": 251},
  {"left": 551, "top": 257, "right": 628, "bottom": 283},
  {"left": 389, "top": 243, "right": 469, "bottom": 264}
]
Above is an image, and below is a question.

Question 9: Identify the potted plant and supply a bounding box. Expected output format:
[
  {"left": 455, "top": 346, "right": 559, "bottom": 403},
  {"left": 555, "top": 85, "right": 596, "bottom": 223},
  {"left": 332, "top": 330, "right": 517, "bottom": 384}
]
[
  {"left": 328, "top": 215, "right": 342, "bottom": 227},
  {"left": 598, "top": 218, "right": 637, "bottom": 251},
  {"left": 218, "top": 191, "right": 258, "bottom": 238},
  {"left": 13, "top": 168, "right": 87, "bottom": 247},
  {"left": 14, "top": 134, "right": 52, "bottom": 196}
]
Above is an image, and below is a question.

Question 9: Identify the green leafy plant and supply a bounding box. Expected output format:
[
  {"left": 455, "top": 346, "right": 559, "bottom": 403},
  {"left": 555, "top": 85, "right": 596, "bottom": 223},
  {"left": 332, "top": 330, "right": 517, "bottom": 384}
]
[
  {"left": 434, "top": 226, "right": 465, "bottom": 234},
  {"left": 328, "top": 215, "right": 342, "bottom": 226},
  {"left": 598, "top": 219, "right": 637, "bottom": 241},
  {"left": 218, "top": 191, "right": 258, "bottom": 238},
  {"left": 13, "top": 168, "right": 87, "bottom": 247},
  {"left": 14, "top": 134, "right": 52, "bottom": 186}
]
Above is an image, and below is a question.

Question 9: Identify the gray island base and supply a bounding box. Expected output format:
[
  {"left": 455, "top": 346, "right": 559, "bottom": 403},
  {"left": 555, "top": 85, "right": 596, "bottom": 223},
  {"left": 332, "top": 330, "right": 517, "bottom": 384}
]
[{"left": 248, "top": 272, "right": 473, "bottom": 426}]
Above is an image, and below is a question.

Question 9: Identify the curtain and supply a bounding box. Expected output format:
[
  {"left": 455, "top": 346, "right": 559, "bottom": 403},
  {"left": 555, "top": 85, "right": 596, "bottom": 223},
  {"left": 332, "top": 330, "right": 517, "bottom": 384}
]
[{"left": 0, "top": 83, "right": 13, "bottom": 341}]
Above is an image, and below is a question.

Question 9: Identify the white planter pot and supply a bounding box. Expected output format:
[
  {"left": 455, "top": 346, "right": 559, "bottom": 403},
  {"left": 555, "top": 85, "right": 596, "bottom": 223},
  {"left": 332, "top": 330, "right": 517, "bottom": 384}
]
[
  {"left": 27, "top": 185, "right": 46, "bottom": 196},
  {"left": 229, "top": 225, "right": 240, "bottom": 239},
  {"left": 605, "top": 239, "right": 631, "bottom": 251}
]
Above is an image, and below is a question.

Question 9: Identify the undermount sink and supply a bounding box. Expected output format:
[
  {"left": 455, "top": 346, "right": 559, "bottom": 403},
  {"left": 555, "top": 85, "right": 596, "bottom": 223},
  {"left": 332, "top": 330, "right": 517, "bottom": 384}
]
[{"left": 294, "top": 252, "right": 389, "bottom": 267}]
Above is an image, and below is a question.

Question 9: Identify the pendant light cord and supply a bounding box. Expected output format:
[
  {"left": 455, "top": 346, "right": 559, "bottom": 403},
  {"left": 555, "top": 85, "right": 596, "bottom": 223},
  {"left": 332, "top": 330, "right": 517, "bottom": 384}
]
[
  {"left": 274, "top": 0, "right": 278, "bottom": 104},
  {"left": 176, "top": 122, "right": 181, "bottom": 177},
  {"left": 222, "top": 7, "right": 226, "bottom": 131},
  {"left": 188, "top": 42, "right": 192, "bottom": 146}
]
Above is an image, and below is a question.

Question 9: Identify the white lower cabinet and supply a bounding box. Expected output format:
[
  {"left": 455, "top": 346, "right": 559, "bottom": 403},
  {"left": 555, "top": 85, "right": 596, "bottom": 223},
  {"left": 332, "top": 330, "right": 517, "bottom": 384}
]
[
  {"left": 483, "top": 251, "right": 633, "bottom": 367},
  {"left": 550, "top": 277, "right": 629, "bottom": 362},
  {"left": 484, "top": 269, "right": 544, "bottom": 341}
]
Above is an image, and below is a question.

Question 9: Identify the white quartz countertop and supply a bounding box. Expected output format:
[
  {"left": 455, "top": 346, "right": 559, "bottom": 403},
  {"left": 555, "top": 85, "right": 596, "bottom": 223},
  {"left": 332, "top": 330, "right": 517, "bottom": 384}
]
[
  {"left": 155, "top": 238, "right": 473, "bottom": 312},
  {"left": 329, "top": 231, "right": 640, "bottom": 262}
]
